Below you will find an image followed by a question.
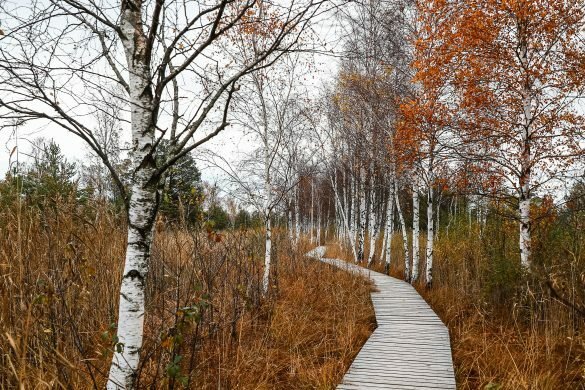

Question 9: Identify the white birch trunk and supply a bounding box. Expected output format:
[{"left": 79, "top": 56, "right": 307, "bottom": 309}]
[
  {"left": 262, "top": 216, "right": 272, "bottom": 294},
  {"left": 412, "top": 182, "right": 420, "bottom": 283},
  {"left": 326, "top": 196, "right": 330, "bottom": 242},
  {"left": 108, "top": 8, "right": 159, "bottom": 388},
  {"left": 519, "top": 33, "right": 533, "bottom": 269},
  {"left": 288, "top": 206, "right": 293, "bottom": 242},
  {"left": 108, "top": 184, "right": 158, "bottom": 389},
  {"left": 294, "top": 185, "right": 300, "bottom": 245},
  {"left": 519, "top": 197, "right": 531, "bottom": 268},
  {"left": 317, "top": 206, "right": 321, "bottom": 246},
  {"left": 342, "top": 170, "right": 351, "bottom": 247},
  {"left": 261, "top": 92, "right": 272, "bottom": 295},
  {"left": 447, "top": 195, "right": 456, "bottom": 236},
  {"left": 394, "top": 182, "right": 410, "bottom": 281},
  {"left": 367, "top": 167, "right": 377, "bottom": 266},
  {"left": 425, "top": 186, "right": 434, "bottom": 287},
  {"left": 334, "top": 171, "right": 343, "bottom": 241},
  {"left": 349, "top": 166, "right": 357, "bottom": 248},
  {"left": 380, "top": 194, "right": 388, "bottom": 263},
  {"left": 310, "top": 178, "right": 314, "bottom": 243},
  {"left": 380, "top": 223, "right": 387, "bottom": 262},
  {"left": 357, "top": 167, "right": 366, "bottom": 263},
  {"left": 382, "top": 180, "right": 395, "bottom": 274},
  {"left": 330, "top": 173, "right": 358, "bottom": 262}
]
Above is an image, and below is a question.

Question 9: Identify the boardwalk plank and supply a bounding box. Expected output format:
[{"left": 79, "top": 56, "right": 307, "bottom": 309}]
[
  {"left": 307, "top": 246, "right": 456, "bottom": 389},
  {"left": 343, "top": 373, "right": 456, "bottom": 385}
]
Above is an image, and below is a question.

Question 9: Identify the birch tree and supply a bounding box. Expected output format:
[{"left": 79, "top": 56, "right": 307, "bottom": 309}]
[
  {"left": 0, "top": 0, "right": 324, "bottom": 387},
  {"left": 218, "top": 60, "right": 310, "bottom": 295},
  {"left": 381, "top": 176, "right": 394, "bottom": 273},
  {"left": 411, "top": 181, "right": 420, "bottom": 281},
  {"left": 443, "top": 0, "right": 585, "bottom": 269},
  {"left": 320, "top": 90, "right": 360, "bottom": 261},
  {"left": 366, "top": 165, "right": 378, "bottom": 266},
  {"left": 396, "top": 0, "right": 455, "bottom": 285},
  {"left": 395, "top": 180, "right": 411, "bottom": 280}
]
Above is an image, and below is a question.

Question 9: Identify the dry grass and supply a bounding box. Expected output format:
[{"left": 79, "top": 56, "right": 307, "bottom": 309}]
[
  {"left": 421, "top": 226, "right": 585, "bottom": 390},
  {"left": 423, "top": 283, "right": 585, "bottom": 390},
  {"left": 189, "top": 245, "right": 376, "bottom": 389},
  {"left": 329, "top": 222, "right": 585, "bottom": 390},
  {"left": 0, "top": 198, "right": 375, "bottom": 389}
]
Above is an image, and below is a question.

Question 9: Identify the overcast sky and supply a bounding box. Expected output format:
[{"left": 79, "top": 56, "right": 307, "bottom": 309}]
[{"left": 0, "top": 12, "right": 342, "bottom": 184}]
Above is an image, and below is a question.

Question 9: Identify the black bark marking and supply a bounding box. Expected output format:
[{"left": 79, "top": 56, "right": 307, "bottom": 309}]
[{"left": 125, "top": 269, "right": 144, "bottom": 282}]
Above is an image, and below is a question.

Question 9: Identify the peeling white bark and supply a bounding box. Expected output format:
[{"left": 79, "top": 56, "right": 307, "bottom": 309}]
[
  {"left": 412, "top": 182, "right": 420, "bottom": 283},
  {"left": 108, "top": 185, "right": 158, "bottom": 389},
  {"left": 518, "top": 33, "right": 533, "bottom": 269},
  {"left": 367, "top": 167, "right": 377, "bottom": 266},
  {"left": 357, "top": 167, "right": 366, "bottom": 263},
  {"left": 261, "top": 87, "right": 272, "bottom": 295},
  {"left": 383, "top": 180, "right": 395, "bottom": 273},
  {"left": 262, "top": 216, "right": 272, "bottom": 294},
  {"left": 425, "top": 186, "right": 434, "bottom": 287},
  {"left": 294, "top": 185, "right": 300, "bottom": 245},
  {"left": 310, "top": 178, "right": 314, "bottom": 244},
  {"left": 108, "top": 7, "right": 159, "bottom": 388},
  {"left": 519, "top": 197, "right": 531, "bottom": 268}
]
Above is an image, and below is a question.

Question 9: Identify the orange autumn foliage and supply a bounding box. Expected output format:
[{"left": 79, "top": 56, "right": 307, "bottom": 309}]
[
  {"left": 446, "top": 0, "right": 585, "bottom": 188},
  {"left": 400, "top": 0, "right": 585, "bottom": 198},
  {"left": 395, "top": 0, "right": 454, "bottom": 181}
]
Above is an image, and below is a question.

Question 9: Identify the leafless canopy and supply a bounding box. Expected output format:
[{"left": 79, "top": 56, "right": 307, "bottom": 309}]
[{"left": 0, "top": 0, "right": 328, "bottom": 207}]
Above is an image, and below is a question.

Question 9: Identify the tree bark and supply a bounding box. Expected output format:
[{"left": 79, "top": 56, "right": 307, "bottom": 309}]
[
  {"left": 394, "top": 182, "right": 410, "bottom": 281},
  {"left": 108, "top": 184, "right": 158, "bottom": 389},
  {"left": 367, "top": 166, "right": 377, "bottom": 266},
  {"left": 341, "top": 169, "right": 349, "bottom": 244},
  {"left": 518, "top": 27, "right": 533, "bottom": 269},
  {"left": 383, "top": 178, "right": 395, "bottom": 274},
  {"left": 317, "top": 205, "right": 321, "bottom": 246},
  {"left": 294, "top": 185, "right": 300, "bottom": 245},
  {"left": 425, "top": 185, "right": 434, "bottom": 287},
  {"left": 261, "top": 88, "right": 272, "bottom": 295},
  {"left": 288, "top": 203, "right": 293, "bottom": 242},
  {"left": 310, "top": 177, "right": 314, "bottom": 243},
  {"left": 357, "top": 166, "right": 366, "bottom": 263},
  {"left": 108, "top": 6, "right": 159, "bottom": 387},
  {"left": 262, "top": 216, "right": 272, "bottom": 294},
  {"left": 331, "top": 173, "right": 358, "bottom": 262},
  {"left": 412, "top": 182, "right": 420, "bottom": 283}
]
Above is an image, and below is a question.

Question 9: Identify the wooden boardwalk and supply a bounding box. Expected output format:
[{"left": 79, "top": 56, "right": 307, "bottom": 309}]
[{"left": 307, "top": 246, "right": 456, "bottom": 390}]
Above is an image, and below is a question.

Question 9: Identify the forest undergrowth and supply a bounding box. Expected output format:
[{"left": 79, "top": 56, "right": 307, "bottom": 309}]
[{"left": 0, "top": 197, "right": 375, "bottom": 389}]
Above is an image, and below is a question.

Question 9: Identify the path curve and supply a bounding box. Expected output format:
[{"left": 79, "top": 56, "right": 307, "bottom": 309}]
[{"left": 307, "top": 246, "right": 456, "bottom": 390}]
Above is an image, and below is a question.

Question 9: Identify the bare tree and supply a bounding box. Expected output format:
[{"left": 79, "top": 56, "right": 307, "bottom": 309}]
[
  {"left": 0, "top": 0, "right": 326, "bottom": 387},
  {"left": 206, "top": 54, "right": 313, "bottom": 295}
]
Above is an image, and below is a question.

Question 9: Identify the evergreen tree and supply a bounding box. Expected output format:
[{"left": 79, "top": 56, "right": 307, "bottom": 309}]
[
  {"left": 157, "top": 140, "right": 203, "bottom": 225},
  {"left": 23, "top": 139, "right": 78, "bottom": 203}
]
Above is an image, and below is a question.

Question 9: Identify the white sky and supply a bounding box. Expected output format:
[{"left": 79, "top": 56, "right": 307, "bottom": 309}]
[{"left": 0, "top": 11, "right": 342, "bottom": 183}]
